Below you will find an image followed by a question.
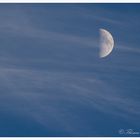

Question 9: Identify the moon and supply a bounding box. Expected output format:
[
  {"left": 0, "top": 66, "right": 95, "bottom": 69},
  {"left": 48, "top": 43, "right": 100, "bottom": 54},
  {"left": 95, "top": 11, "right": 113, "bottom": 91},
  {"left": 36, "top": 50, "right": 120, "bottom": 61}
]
[{"left": 99, "top": 28, "right": 114, "bottom": 58}]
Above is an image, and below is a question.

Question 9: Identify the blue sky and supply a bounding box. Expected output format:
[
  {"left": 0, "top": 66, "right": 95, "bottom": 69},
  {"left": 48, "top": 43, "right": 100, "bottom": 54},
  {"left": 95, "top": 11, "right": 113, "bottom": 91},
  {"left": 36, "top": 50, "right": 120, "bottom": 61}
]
[{"left": 0, "top": 4, "right": 140, "bottom": 137}]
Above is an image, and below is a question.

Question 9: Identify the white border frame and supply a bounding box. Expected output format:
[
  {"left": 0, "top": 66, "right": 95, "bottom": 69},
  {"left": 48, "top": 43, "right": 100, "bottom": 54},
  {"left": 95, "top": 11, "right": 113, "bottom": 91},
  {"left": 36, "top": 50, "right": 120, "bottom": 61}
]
[
  {"left": 0, "top": 137, "right": 140, "bottom": 140},
  {"left": 0, "top": 0, "right": 139, "bottom": 3},
  {"left": 0, "top": 1, "right": 139, "bottom": 140}
]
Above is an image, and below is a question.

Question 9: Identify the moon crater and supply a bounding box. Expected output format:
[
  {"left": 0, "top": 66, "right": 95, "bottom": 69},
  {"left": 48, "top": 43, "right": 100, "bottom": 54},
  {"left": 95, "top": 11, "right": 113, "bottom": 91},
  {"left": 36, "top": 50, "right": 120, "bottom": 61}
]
[{"left": 99, "top": 28, "right": 114, "bottom": 58}]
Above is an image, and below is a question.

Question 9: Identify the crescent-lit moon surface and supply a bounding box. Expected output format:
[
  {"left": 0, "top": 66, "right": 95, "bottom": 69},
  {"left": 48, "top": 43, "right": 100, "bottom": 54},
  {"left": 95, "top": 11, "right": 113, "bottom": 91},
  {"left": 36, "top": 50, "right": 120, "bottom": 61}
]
[{"left": 99, "top": 28, "right": 114, "bottom": 58}]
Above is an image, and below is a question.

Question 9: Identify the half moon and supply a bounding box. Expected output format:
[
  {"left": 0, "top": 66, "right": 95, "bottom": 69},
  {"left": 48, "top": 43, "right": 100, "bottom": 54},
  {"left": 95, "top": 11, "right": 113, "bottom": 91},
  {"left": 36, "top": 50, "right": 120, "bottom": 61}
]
[{"left": 99, "top": 28, "right": 114, "bottom": 58}]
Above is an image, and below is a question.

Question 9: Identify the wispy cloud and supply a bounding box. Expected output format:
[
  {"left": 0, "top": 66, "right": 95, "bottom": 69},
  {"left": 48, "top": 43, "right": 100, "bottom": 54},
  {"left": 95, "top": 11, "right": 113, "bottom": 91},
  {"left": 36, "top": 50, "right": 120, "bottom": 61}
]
[
  {"left": 0, "top": 66, "right": 139, "bottom": 133},
  {"left": 0, "top": 4, "right": 140, "bottom": 136}
]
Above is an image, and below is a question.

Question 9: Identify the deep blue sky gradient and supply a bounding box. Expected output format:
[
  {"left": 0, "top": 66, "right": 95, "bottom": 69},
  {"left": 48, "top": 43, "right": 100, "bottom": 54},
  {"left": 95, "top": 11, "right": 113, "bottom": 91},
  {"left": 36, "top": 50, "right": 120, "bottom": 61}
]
[{"left": 0, "top": 4, "right": 140, "bottom": 137}]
